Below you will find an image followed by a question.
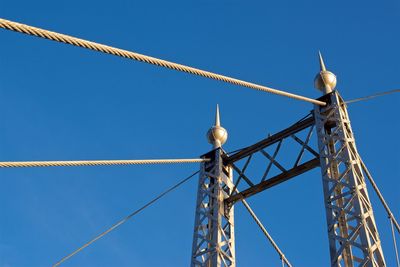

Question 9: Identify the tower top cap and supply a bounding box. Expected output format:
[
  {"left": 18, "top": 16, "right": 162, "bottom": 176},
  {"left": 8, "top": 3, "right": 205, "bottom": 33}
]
[
  {"left": 314, "top": 51, "right": 337, "bottom": 94},
  {"left": 207, "top": 104, "right": 228, "bottom": 148}
]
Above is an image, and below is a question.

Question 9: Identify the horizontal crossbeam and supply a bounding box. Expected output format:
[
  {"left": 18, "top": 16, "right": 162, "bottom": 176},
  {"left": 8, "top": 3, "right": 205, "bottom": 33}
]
[
  {"left": 225, "top": 158, "right": 319, "bottom": 204},
  {"left": 224, "top": 116, "right": 315, "bottom": 164}
]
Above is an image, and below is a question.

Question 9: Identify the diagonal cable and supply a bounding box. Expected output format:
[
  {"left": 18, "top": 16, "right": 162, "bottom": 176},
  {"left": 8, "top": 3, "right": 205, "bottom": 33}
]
[
  {"left": 346, "top": 89, "right": 400, "bottom": 104},
  {"left": 53, "top": 170, "right": 199, "bottom": 266},
  {"left": 0, "top": 18, "right": 325, "bottom": 106},
  {"left": 390, "top": 218, "right": 400, "bottom": 267},
  {"left": 360, "top": 158, "right": 400, "bottom": 234},
  {"left": 236, "top": 188, "right": 292, "bottom": 267}
]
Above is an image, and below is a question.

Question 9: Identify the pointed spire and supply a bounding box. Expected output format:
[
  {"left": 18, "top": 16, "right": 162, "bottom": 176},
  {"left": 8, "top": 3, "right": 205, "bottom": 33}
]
[
  {"left": 318, "top": 51, "right": 327, "bottom": 71},
  {"left": 215, "top": 104, "right": 220, "bottom": 127}
]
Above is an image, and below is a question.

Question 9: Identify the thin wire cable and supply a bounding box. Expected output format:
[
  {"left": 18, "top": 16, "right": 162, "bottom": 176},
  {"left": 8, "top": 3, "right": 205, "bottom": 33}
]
[
  {"left": 0, "top": 18, "right": 325, "bottom": 106},
  {"left": 346, "top": 89, "right": 400, "bottom": 104},
  {"left": 238, "top": 193, "right": 292, "bottom": 267},
  {"left": 359, "top": 158, "right": 400, "bottom": 234},
  {"left": 0, "top": 158, "right": 208, "bottom": 168},
  {"left": 53, "top": 170, "right": 199, "bottom": 266},
  {"left": 391, "top": 218, "right": 400, "bottom": 267}
]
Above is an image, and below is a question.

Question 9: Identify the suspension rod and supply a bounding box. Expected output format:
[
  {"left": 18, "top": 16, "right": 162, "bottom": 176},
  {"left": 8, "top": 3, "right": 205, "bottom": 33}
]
[
  {"left": 240, "top": 196, "right": 293, "bottom": 267},
  {"left": 360, "top": 159, "right": 400, "bottom": 234}
]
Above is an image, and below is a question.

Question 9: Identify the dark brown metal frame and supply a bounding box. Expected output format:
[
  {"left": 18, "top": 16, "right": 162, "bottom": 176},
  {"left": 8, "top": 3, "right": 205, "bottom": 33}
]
[{"left": 223, "top": 114, "right": 320, "bottom": 205}]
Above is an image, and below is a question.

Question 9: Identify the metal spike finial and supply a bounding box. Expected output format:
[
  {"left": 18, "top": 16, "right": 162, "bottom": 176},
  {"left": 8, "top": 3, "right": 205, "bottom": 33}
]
[
  {"left": 318, "top": 51, "right": 327, "bottom": 71},
  {"left": 207, "top": 105, "right": 228, "bottom": 148},
  {"left": 215, "top": 104, "right": 221, "bottom": 127},
  {"left": 314, "top": 51, "right": 337, "bottom": 94}
]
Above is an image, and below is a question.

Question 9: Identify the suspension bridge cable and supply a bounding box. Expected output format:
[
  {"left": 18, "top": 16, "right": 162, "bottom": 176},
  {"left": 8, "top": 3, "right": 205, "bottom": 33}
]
[
  {"left": 359, "top": 158, "right": 400, "bottom": 234},
  {"left": 346, "top": 89, "right": 400, "bottom": 104},
  {"left": 0, "top": 18, "right": 325, "bottom": 106},
  {"left": 53, "top": 170, "right": 199, "bottom": 266},
  {"left": 238, "top": 194, "right": 293, "bottom": 267},
  {"left": 0, "top": 158, "right": 208, "bottom": 168}
]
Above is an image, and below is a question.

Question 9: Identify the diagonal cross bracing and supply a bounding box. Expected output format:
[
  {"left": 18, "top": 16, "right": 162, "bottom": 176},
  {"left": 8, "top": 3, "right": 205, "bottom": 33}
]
[
  {"left": 314, "top": 91, "right": 385, "bottom": 267},
  {"left": 224, "top": 114, "right": 319, "bottom": 204}
]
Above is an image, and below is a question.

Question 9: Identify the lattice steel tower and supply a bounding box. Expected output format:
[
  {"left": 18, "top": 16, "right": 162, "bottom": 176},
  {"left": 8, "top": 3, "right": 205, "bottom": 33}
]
[
  {"left": 314, "top": 53, "right": 385, "bottom": 266},
  {"left": 191, "top": 105, "right": 236, "bottom": 266},
  {"left": 191, "top": 54, "right": 386, "bottom": 267}
]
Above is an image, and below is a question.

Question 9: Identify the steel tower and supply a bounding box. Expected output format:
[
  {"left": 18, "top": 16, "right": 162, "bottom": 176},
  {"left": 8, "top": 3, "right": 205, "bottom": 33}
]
[
  {"left": 191, "top": 54, "right": 387, "bottom": 267},
  {"left": 314, "top": 53, "right": 385, "bottom": 266},
  {"left": 191, "top": 105, "right": 236, "bottom": 267}
]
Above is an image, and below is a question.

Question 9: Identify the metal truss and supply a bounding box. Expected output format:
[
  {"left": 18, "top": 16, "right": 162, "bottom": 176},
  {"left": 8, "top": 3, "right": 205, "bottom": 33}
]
[
  {"left": 314, "top": 91, "right": 385, "bottom": 267},
  {"left": 191, "top": 149, "right": 236, "bottom": 267},
  {"left": 224, "top": 115, "right": 320, "bottom": 205},
  {"left": 192, "top": 90, "right": 387, "bottom": 267}
]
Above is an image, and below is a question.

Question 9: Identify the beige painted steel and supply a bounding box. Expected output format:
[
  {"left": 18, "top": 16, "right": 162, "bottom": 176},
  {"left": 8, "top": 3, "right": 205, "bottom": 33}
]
[
  {"left": 191, "top": 149, "right": 236, "bottom": 267},
  {"left": 192, "top": 109, "right": 235, "bottom": 266},
  {"left": 314, "top": 90, "right": 385, "bottom": 267}
]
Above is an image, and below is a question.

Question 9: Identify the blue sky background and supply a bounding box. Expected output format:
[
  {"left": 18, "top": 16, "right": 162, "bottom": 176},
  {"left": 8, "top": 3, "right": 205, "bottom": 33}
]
[{"left": 1, "top": 0, "right": 399, "bottom": 266}]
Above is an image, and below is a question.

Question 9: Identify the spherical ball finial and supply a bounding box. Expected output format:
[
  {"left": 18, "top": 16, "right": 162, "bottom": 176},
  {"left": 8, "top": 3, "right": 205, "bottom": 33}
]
[
  {"left": 206, "top": 104, "right": 228, "bottom": 148},
  {"left": 315, "top": 52, "right": 337, "bottom": 94},
  {"left": 207, "top": 125, "right": 228, "bottom": 148},
  {"left": 314, "top": 70, "right": 337, "bottom": 94}
]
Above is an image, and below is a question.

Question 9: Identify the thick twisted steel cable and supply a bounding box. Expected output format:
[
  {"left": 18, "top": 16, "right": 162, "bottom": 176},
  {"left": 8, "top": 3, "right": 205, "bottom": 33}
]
[
  {"left": 0, "top": 158, "right": 208, "bottom": 168},
  {"left": 0, "top": 18, "right": 325, "bottom": 106},
  {"left": 53, "top": 170, "right": 199, "bottom": 266}
]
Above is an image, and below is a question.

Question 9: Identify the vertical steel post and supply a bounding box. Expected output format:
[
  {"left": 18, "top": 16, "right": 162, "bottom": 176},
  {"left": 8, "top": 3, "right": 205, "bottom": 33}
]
[
  {"left": 191, "top": 106, "right": 236, "bottom": 267},
  {"left": 191, "top": 149, "right": 235, "bottom": 267},
  {"left": 314, "top": 90, "right": 386, "bottom": 266}
]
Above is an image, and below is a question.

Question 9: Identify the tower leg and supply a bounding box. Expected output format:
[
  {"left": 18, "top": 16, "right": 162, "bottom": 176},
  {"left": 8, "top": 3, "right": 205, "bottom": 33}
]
[
  {"left": 314, "top": 91, "right": 385, "bottom": 267},
  {"left": 191, "top": 149, "right": 236, "bottom": 267}
]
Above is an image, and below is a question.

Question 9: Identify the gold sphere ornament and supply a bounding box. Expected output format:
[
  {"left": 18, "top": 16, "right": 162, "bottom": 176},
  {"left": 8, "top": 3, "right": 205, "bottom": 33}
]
[
  {"left": 314, "top": 51, "right": 337, "bottom": 94},
  {"left": 207, "top": 105, "right": 228, "bottom": 148}
]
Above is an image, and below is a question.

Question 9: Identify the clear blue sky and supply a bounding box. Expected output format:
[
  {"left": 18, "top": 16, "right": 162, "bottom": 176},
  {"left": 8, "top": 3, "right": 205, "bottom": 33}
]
[{"left": 1, "top": 0, "right": 399, "bottom": 266}]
